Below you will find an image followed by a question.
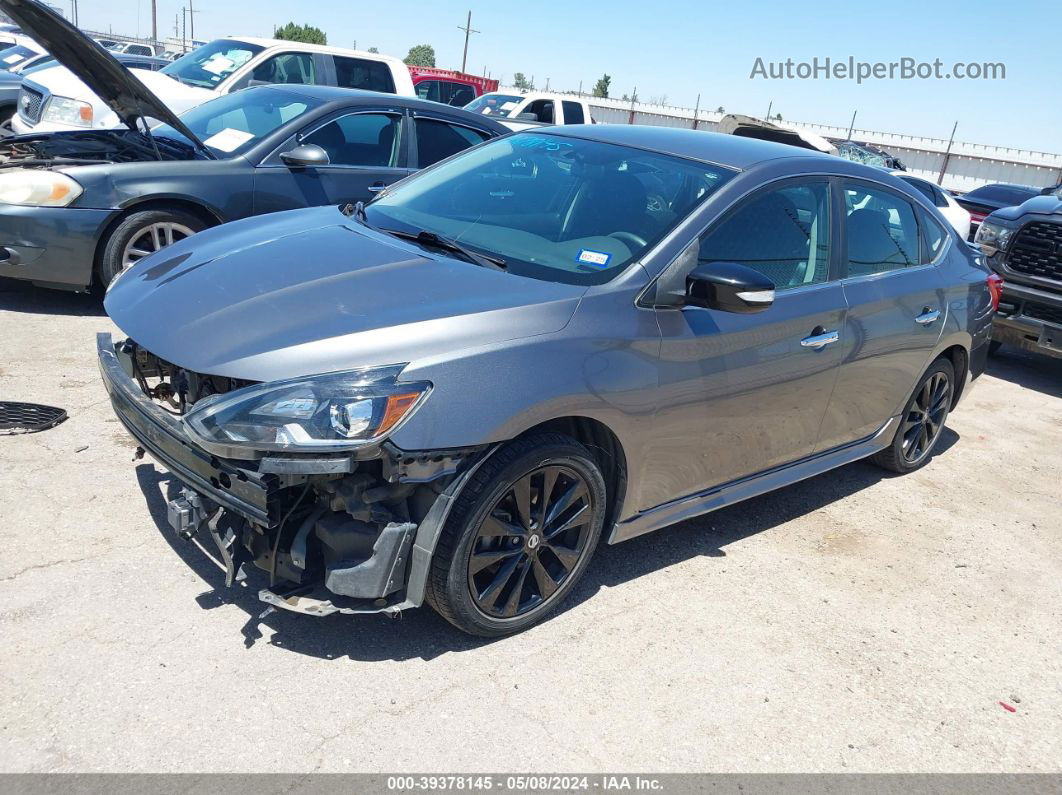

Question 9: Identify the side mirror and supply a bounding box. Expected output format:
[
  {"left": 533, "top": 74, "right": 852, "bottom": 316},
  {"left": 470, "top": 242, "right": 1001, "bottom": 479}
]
[
  {"left": 516, "top": 112, "right": 539, "bottom": 122},
  {"left": 685, "top": 261, "right": 775, "bottom": 313},
  {"left": 280, "top": 144, "right": 329, "bottom": 168}
]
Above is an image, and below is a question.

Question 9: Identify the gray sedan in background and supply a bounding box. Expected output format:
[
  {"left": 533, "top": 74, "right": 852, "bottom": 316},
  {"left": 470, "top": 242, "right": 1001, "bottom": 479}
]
[{"left": 99, "top": 126, "right": 997, "bottom": 636}]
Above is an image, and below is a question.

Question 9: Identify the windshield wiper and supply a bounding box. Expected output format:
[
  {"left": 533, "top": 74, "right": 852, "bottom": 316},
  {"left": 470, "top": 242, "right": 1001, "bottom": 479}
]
[{"left": 380, "top": 227, "right": 507, "bottom": 271}]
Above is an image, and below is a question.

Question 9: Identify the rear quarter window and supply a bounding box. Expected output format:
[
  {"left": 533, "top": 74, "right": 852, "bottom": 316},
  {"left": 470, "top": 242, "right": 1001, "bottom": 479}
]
[{"left": 334, "top": 56, "right": 396, "bottom": 94}]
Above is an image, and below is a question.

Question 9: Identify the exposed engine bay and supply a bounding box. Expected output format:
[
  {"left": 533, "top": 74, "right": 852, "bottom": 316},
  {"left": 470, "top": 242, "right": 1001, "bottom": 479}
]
[
  {"left": 0, "top": 130, "right": 201, "bottom": 168},
  {"left": 117, "top": 338, "right": 484, "bottom": 616}
]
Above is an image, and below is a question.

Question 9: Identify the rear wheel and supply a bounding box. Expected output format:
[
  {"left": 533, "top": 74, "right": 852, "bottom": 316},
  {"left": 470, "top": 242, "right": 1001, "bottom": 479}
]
[
  {"left": 97, "top": 208, "right": 206, "bottom": 286},
  {"left": 871, "top": 358, "right": 955, "bottom": 474},
  {"left": 427, "top": 434, "right": 607, "bottom": 637}
]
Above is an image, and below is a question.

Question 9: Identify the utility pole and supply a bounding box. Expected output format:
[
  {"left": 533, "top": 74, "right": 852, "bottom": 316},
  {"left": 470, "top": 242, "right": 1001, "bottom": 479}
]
[
  {"left": 457, "top": 10, "right": 479, "bottom": 74},
  {"left": 846, "top": 110, "right": 857, "bottom": 140},
  {"left": 181, "top": 7, "right": 187, "bottom": 51},
  {"left": 692, "top": 93, "right": 701, "bottom": 130},
  {"left": 937, "top": 120, "right": 959, "bottom": 185},
  {"left": 765, "top": 100, "right": 773, "bottom": 121},
  {"left": 187, "top": 0, "right": 199, "bottom": 42},
  {"left": 151, "top": 0, "right": 158, "bottom": 43}
]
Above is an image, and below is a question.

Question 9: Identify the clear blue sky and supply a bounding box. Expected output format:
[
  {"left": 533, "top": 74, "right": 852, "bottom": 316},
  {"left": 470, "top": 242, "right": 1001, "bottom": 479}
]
[{"left": 79, "top": 0, "right": 1060, "bottom": 153}]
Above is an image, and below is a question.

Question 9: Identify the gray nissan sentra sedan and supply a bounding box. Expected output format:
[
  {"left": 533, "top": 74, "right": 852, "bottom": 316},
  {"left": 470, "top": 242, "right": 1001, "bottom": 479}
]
[{"left": 99, "top": 125, "right": 998, "bottom": 636}]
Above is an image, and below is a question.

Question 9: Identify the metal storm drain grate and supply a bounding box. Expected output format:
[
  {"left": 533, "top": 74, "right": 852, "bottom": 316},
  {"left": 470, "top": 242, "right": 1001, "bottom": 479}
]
[{"left": 0, "top": 402, "right": 68, "bottom": 435}]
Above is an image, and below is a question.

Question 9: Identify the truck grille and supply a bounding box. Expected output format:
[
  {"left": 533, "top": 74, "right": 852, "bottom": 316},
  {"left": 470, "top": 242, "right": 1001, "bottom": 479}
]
[
  {"left": 1008, "top": 221, "right": 1062, "bottom": 282},
  {"left": 1024, "top": 303, "right": 1062, "bottom": 326},
  {"left": 17, "top": 86, "right": 44, "bottom": 124}
]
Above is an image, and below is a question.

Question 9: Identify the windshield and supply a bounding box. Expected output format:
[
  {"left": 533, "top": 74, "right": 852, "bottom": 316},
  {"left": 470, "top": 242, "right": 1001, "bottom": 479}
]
[
  {"left": 365, "top": 132, "right": 736, "bottom": 285},
  {"left": 464, "top": 93, "right": 525, "bottom": 117},
  {"left": 0, "top": 44, "right": 38, "bottom": 69},
  {"left": 153, "top": 86, "right": 319, "bottom": 157},
  {"left": 161, "top": 38, "right": 264, "bottom": 90}
]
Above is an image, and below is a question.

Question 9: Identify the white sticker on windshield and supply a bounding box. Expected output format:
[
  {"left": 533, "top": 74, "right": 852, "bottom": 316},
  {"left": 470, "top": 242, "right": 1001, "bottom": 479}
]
[
  {"left": 3, "top": 54, "right": 21, "bottom": 64},
  {"left": 576, "top": 249, "right": 612, "bottom": 268},
  {"left": 202, "top": 128, "right": 255, "bottom": 152},
  {"left": 202, "top": 55, "right": 234, "bottom": 75},
  {"left": 500, "top": 101, "right": 518, "bottom": 111}
]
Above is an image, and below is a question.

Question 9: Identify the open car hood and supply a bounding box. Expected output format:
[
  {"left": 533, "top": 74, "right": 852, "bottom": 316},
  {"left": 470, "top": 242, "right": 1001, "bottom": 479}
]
[
  {"left": 0, "top": 0, "right": 206, "bottom": 151},
  {"left": 717, "top": 114, "right": 838, "bottom": 155}
]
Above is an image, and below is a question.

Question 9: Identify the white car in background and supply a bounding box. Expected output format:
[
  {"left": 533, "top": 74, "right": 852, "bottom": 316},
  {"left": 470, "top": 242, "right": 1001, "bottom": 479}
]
[
  {"left": 464, "top": 91, "right": 595, "bottom": 131},
  {"left": 11, "top": 33, "right": 416, "bottom": 134},
  {"left": 893, "top": 172, "right": 972, "bottom": 240}
]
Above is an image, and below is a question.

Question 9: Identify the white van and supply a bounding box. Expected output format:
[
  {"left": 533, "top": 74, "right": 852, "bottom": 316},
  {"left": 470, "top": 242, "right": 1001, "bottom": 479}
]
[{"left": 12, "top": 37, "right": 416, "bottom": 134}]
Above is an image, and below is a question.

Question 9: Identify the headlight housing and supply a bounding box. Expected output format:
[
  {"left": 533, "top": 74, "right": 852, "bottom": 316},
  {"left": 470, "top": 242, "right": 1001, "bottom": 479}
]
[
  {"left": 184, "top": 365, "right": 431, "bottom": 455},
  {"left": 974, "top": 219, "right": 1017, "bottom": 256},
  {"left": 42, "top": 95, "right": 93, "bottom": 127},
  {"left": 0, "top": 169, "right": 83, "bottom": 207}
]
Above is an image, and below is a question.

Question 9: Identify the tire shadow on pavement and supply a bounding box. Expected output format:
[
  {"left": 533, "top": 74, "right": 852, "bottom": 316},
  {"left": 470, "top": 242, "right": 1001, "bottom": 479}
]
[
  {"left": 985, "top": 347, "right": 1062, "bottom": 399},
  {"left": 132, "top": 429, "right": 959, "bottom": 662}
]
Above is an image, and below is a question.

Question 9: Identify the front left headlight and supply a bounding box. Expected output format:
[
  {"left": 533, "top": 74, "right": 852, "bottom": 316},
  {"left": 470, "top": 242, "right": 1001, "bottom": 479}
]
[
  {"left": 42, "top": 95, "right": 93, "bottom": 127},
  {"left": 184, "top": 365, "right": 431, "bottom": 455},
  {"left": 974, "top": 219, "right": 1017, "bottom": 256},
  {"left": 0, "top": 169, "right": 83, "bottom": 207}
]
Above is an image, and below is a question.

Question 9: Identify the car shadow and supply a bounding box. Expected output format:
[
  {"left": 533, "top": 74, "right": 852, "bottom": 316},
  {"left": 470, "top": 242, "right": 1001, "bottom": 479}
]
[
  {"left": 133, "top": 428, "right": 959, "bottom": 662},
  {"left": 0, "top": 277, "right": 104, "bottom": 317},
  {"left": 986, "top": 347, "right": 1062, "bottom": 399}
]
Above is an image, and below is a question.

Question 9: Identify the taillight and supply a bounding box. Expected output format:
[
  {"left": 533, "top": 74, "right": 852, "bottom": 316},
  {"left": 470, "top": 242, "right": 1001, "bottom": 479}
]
[
  {"left": 987, "top": 273, "right": 1003, "bottom": 312},
  {"left": 970, "top": 211, "right": 986, "bottom": 225}
]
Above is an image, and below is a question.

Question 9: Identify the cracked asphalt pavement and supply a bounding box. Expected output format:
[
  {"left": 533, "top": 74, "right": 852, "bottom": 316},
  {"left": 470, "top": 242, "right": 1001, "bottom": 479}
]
[{"left": 1, "top": 277, "right": 1060, "bottom": 773}]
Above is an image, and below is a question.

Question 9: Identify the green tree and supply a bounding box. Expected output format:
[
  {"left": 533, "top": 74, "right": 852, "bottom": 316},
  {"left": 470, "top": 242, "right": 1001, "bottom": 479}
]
[
  {"left": 716, "top": 105, "right": 725, "bottom": 113},
  {"left": 591, "top": 73, "right": 611, "bottom": 98},
  {"left": 368, "top": 46, "right": 379, "bottom": 53},
  {"left": 404, "top": 44, "right": 436, "bottom": 67},
  {"left": 513, "top": 72, "right": 530, "bottom": 89},
  {"left": 774, "top": 112, "right": 783, "bottom": 121},
  {"left": 273, "top": 22, "right": 327, "bottom": 45}
]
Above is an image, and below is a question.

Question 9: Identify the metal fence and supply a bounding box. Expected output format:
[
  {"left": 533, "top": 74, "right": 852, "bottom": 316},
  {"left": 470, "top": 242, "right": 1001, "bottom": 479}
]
[{"left": 503, "top": 88, "right": 1062, "bottom": 193}]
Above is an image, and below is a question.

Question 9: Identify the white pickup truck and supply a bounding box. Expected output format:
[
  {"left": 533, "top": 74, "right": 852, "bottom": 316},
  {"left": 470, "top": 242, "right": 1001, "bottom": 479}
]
[
  {"left": 11, "top": 34, "right": 415, "bottom": 135},
  {"left": 464, "top": 91, "right": 594, "bottom": 130}
]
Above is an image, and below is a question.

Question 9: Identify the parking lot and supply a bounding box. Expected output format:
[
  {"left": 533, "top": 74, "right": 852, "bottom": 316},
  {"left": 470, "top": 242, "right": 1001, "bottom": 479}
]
[{"left": 0, "top": 276, "right": 1059, "bottom": 773}]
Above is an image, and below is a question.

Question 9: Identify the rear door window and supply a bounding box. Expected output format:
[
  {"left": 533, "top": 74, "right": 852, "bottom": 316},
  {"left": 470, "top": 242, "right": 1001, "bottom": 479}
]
[
  {"left": 699, "top": 180, "right": 832, "bottom": 289},
  {"left": 562, "top": 101, "right": 585, "bottom": 125},
  {"left": 919, "top": 209, "right": 948, "bottom": 263},
  {"left": 415, "top": 80, "right": 442, "bottom": 103},
  {"left": 302, "top": 113, "right": 400, "bottom": 167},
  {"left": 844, "top": 184, "right": 920, "bottom": 276},
  {"left": 448, "top": 83, "right": 475, "bottom": 107},
  {"left": 414, "top": 119, "right": 490, "bottom": 167},
  {"left": 252, "top": 52, "right": 317, "bottom": 86},
  {"left": 334, "top": 56, "right": 397, "bottom": 93}
]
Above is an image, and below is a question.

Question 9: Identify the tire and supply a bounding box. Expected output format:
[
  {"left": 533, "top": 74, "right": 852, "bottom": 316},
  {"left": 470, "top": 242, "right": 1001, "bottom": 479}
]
[
  {"left": 426, "top": 433, "right": 607, "bottom": 637},
  {"left": 870, "top": 357, "right": 955, "bottom": 474},
  {"left": 97, "top": 208, "right": 207, "bottom": 286}
]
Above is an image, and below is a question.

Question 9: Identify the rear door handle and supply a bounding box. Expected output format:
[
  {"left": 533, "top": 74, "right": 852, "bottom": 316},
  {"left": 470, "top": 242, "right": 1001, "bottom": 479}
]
[
  {"left": 915, "top": 308, "right": 941, "bottom": 325},
  {"left": 367, "top": 183, "right": 387, "bottom": 193},
  {"left": 800, "top": 328, "right": 839, "bottom": 349}
]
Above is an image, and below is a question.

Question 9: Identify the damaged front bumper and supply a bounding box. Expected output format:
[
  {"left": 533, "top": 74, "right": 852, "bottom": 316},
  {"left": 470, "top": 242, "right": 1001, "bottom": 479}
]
[{"left": 97, "top": 332, "right": 488, "bottom": 618}]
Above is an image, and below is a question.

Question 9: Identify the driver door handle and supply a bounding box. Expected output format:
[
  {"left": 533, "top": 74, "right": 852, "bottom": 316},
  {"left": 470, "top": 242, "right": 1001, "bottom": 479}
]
[
  {"left": 801, "top": 328, "right": 839, "bottom": 350},
  {"left": 915, "top": 307, "right": 941, "bottom": 325},
  {"left": 367, "top": 182, "right": 387, "bottom": 193}
]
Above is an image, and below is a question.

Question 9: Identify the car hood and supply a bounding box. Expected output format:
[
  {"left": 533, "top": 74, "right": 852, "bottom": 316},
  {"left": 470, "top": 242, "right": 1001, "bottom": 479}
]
[
  {"left": 988, "top": 194, "right": 1062, "bottom": 223},
  {"left": 104, "top": 207, "right": 585, "bottom": 383},
  {"left": 0, "top": 0, "right": 205, "bottom": 150}
]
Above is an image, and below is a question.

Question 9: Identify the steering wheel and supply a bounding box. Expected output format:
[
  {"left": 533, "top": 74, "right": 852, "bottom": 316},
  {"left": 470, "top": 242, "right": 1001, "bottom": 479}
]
[
  {"left": 646, "top": 193, "right": 668, "bottom": 213},
  {"left": 609, "top": 231, "right": 648, "bottom": 250}
]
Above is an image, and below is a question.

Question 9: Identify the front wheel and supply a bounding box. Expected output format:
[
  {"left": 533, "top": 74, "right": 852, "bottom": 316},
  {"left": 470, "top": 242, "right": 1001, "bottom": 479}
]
[
  {"left": 427, "top": 434, "right": 607, "bottom": 637},
  {"left": 97, "top": 208, "right": 206, "bottom": 286},
  {"left": 871, "top": 358, "right": 955, "bottom": 474}
]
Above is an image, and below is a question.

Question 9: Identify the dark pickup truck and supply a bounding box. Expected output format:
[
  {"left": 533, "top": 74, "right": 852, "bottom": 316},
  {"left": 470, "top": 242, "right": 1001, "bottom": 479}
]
[{"left": 976, "top": 194, "right": 1062, "bottom": 358}]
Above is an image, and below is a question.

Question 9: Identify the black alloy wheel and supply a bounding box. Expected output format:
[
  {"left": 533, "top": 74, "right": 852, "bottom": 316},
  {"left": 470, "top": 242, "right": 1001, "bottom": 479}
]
[
  {"left": 901, "top": 370, "right": 951, "bottom": 464},
  {"left": 426, "top": 433, "right": 607, "bottom": 637},
  {"left": 467, "top": 464, "right": 594, "bottom": 619}
]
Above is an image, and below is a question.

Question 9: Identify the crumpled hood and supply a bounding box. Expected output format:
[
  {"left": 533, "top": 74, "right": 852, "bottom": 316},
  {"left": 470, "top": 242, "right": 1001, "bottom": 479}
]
[{"left": 104, "top": 206, "right": 584, "bottom": 382}]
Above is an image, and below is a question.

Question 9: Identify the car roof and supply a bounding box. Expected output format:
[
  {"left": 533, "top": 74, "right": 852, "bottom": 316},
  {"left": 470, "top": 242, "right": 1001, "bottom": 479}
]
[
  {"left": 535, "top": 125, "right": 840, "bottom": 170},
  {"left": 225, "top": 36, "right": 406, "bottom": 64},
  {"left": 243, "top": 85, "right": 511, "bottom": 130}
]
